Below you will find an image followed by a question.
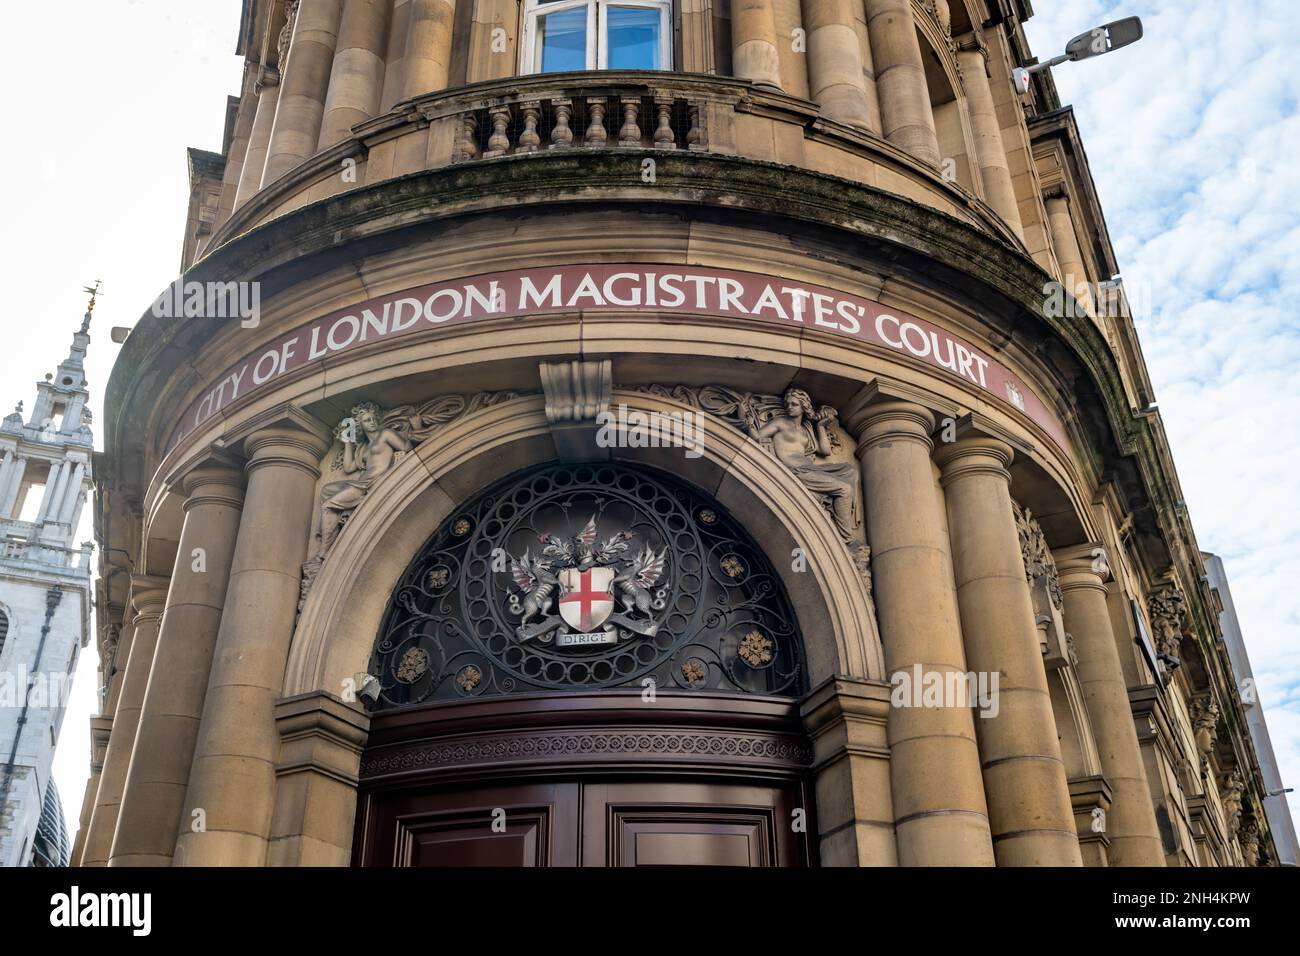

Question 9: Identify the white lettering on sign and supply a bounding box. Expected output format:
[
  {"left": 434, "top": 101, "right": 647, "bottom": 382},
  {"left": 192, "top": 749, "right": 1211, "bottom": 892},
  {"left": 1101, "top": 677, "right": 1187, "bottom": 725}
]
[{"left": 168, "top": 265, "right": 1063, "bottom": 454}]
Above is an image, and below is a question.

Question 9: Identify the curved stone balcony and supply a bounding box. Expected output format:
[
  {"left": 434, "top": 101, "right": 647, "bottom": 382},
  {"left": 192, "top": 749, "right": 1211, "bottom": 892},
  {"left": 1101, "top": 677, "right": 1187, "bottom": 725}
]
[{"left": 211, "top": 71, "right": 1025, "bottom": 254}]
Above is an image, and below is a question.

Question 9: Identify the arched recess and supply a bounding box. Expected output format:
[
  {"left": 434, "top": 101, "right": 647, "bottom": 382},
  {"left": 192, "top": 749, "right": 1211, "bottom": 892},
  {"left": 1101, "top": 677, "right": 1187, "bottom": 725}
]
[
  {"left": 916, "top": 27, "right": 978, "bottom": 197},
  {"left": 285, "top": 389, "right": 884, "bottom": 701}
]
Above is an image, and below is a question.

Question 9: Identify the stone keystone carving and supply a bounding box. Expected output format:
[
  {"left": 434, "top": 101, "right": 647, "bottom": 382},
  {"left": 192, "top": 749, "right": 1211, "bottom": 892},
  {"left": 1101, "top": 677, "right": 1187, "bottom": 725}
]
[
  {"left": 298, "top": 392, "right": 518, "bottom": 610},
  {"left": 1148, "top": 582, "right": 1187, "bottom": 669}
]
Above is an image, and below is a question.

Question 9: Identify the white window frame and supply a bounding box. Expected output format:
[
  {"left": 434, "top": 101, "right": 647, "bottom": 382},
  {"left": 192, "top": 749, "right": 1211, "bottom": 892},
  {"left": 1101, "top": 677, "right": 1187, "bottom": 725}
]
[{"left": 521, "top": 0, "right": 673, "bottom": 75}]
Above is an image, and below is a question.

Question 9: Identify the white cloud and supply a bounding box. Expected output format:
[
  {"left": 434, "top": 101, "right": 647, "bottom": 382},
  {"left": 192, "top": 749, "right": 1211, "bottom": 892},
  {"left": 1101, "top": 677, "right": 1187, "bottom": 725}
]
[{"left": 1028, "top": 1, "right": 1300, "bottom": 842}]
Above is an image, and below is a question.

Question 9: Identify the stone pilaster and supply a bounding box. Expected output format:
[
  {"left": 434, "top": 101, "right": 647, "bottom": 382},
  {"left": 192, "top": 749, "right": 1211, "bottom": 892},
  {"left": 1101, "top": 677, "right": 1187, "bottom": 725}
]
[
  {"left": 843, "top": 397, "right": 994, "bottom": 866},
  {"left": 79, "top": 576, "right": 169, "bottom": 866},
  {"left": 267, "top": 692, "right": 371, "bottom": 866},
  {"left": 935, "top": 436, "right": 1081, "bottom": 866},
  {"left": 731, "top": 0, "right": 784, "bottom": 89},
  {"left": 1056, "top": 544, "right": 1166, "bottom": 866},
  {"left": 799, "top": 676, "right": 896, "bottom": 865},
  {"left": 174, "top": 410, "right": 332, "bottom": 866},
  {"left": 862, "top": 0, "right": 939, "bottom": 164},
  {"left": 234, "top": 69, "right": 282, "bottom": 209},
  {"left": 264, "top": 0, "right": 346, "bottom": 184},
  {"left": 319, "top": 0, "right": 395, "bottom": 147},
  {"left": 108, "top": 459, "right": 247, "bottom": 866}
]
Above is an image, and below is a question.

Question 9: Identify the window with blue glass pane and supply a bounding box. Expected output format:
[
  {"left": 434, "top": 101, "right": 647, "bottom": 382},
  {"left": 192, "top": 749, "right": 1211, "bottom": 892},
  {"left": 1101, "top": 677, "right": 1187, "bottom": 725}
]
[
  {"left": 538, "top": 8, "right": 588, "bottom": 73},
  {"left": 606, "top": 7, "right": 660, "bottom": 70},
  {"left": 524, "top": 0, "right": 671, "bottom": 74}
]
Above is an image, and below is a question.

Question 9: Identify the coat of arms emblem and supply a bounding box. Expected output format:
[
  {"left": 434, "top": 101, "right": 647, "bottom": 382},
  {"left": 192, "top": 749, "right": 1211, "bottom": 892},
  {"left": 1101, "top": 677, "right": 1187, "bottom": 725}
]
[{"left": 506, "top": 515, "right": 667, "bottom": 647}]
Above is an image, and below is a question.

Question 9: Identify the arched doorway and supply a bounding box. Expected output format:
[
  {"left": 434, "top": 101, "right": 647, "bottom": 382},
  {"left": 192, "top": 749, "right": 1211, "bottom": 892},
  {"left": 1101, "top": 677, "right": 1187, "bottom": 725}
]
[{"left": 352, "top": 462, "right": 816, "bottom": 866}]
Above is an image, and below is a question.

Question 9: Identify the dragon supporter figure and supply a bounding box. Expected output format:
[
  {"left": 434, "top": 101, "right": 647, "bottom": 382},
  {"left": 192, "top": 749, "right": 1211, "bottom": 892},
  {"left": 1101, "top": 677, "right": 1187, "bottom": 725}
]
[{"left": 508, "top": 515, "right": 668, "bottom": 642}]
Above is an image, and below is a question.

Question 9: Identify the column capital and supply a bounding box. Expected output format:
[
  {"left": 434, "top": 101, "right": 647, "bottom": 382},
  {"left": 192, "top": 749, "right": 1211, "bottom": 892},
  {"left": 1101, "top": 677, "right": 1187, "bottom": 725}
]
[
  {"left": 842, "top": 396, "right": 937, "bottom": 452},
  {"left": 128, "top": 574, "right": 170, "bottom": 622},
  {"left": 1053, "top": 543, "right": 1113, "bottom": 591},
  {"left": 934, "top": 435, "right": 1014, "bottom": 485},
  {"left": 166, "top": 448, "right": 247, "bottom": 507},
  {"left": 230, "top": 404, "right": 333, "bottom": 478}
]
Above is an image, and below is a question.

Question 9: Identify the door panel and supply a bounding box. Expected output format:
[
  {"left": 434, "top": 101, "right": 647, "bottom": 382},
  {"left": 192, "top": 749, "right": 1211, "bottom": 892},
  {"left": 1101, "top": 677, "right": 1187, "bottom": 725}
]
[
  {"left": 359, "top": 781, "right": 580, "bottom": 867},
  {"left": 582, "top": 781, "right": 803, "bottom": 867}
]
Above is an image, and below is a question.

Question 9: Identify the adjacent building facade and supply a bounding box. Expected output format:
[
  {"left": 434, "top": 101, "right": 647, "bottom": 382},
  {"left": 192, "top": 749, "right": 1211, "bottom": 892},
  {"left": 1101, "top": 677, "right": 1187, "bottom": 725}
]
[
  {"left": 72, "top": 0, "right": 1288, "bottom": 866},
  {"left": 0, "top": 308, "right": 96, "bottom": 867}
]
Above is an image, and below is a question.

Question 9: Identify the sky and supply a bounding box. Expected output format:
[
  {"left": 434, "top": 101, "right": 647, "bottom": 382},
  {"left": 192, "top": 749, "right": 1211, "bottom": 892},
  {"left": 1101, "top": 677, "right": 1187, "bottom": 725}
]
[
  {"left": 1023, "top": 0, "right": 1300, "bottom": 839},
  {"left": 0, "top": 0, "right": 1295, "bottom": 848}
]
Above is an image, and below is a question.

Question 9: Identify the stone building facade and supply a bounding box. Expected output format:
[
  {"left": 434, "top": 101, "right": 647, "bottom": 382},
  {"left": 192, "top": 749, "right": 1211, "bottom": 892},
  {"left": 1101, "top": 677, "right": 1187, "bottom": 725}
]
[
  {"left": 72, "top": 0, "right": 1287, "bottom": 866},
  {"left": 0, "top": 308, "right": 96, "bottom": 867}
]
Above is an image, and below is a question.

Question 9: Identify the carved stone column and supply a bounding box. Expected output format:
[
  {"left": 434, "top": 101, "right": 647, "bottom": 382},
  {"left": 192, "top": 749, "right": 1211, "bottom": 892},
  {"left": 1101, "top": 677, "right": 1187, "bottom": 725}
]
[
  {"left": 1055, "top": 544, "right": 1166, "bottom": 866},
  {"left": 862, "top": 0, "right": 940, "bottom": 164},
  {"left": 731, "top": 0, "right": 784, "bottom": 89},
  {"left": 108, "top": 459, "right": 246, "bottom": 866},
  {"left": 843, "top": 397, "right": 994, "bottom": 866},
  {"left": 174, "top": 410, "right": 332, "bottom": 866},
  {"left": 802, "top": 0, "right": 874, "bottom": 128},
  {"left": 319, "top": 0, "right": 394, "bottom": 147},
  {"left": 956, "top": 33, "right": 1023, "bottom": 238},
  {"left": 264, "top": 0, "right": 346, "bottom": 184},
  {"left": 935, "top": 436, "right": 1081, "bottom": 866},
  {"left": 1044, "top": 185, "right": 1094, "bottom": 316},
  {"left": 401, "top": 0, "right": 457, "bottom": 100},
  {"left": 79, "top": 576, "right": 169, "bottom": 866},
  {"left": 234, "top": 69, "right": 282, "bottom": 209},
  {"left": 69, "top": 715, "right": 113, "bottom": 866}
]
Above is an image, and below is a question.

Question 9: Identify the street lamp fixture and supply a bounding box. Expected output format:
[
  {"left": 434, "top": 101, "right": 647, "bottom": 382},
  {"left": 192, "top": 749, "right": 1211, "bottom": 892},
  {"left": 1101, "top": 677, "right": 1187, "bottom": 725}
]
[{"left": 1013, "top": 17, "right": 1145, "bottom": 94}]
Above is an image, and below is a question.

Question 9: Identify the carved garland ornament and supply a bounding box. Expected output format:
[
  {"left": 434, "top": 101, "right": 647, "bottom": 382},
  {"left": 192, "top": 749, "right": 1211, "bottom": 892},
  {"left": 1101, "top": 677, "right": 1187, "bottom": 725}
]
[
  {"left": 298, "top": 392, "right": 518, "bottom": 610},
  {"left": 634, "top": 384, "right": 874, "bottom": 604}
]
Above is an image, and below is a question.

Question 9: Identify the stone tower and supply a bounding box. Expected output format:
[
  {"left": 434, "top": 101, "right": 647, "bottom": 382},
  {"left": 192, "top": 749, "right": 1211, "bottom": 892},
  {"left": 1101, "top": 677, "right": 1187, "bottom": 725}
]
[{"left": 0, "top": 295, "right": 95, "bottom": 867}]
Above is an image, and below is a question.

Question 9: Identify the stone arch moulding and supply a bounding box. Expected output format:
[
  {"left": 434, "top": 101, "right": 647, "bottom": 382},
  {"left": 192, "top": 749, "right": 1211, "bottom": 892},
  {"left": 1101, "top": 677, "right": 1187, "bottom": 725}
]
[{"left": 284, "top": 389, "right": 885, "bottom": 702}]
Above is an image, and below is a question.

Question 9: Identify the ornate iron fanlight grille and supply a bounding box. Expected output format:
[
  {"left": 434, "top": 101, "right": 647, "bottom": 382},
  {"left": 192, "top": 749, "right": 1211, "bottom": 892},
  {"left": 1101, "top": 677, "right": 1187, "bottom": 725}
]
[{"left": 370, "top": 463, "right": 804, "bottom": 707}]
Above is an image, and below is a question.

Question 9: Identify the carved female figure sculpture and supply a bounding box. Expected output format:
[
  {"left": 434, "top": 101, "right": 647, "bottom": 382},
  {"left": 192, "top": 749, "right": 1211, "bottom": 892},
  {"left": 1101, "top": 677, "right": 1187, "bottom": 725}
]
[
  {"left": 741, "top": 388, "right": 861, "bottom": 543},
  {"left": 315, "top": 401, "right": 413, "bottom": 557}
]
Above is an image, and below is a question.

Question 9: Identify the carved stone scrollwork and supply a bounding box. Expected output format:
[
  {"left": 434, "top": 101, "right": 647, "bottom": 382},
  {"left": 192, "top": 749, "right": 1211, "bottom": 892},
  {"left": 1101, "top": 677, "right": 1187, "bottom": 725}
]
[
  {"left": 277, "top": 0, "right": 300, "bottom": 68},
  {"left": 1014, "top": 501, "right": 1070, "bottom": 667},
  {"left": 1148, "top": 582, "right": 1187, "bottom": 669},
  {"left": 297, "top": 392, "right": 518, "bottom": 610}
]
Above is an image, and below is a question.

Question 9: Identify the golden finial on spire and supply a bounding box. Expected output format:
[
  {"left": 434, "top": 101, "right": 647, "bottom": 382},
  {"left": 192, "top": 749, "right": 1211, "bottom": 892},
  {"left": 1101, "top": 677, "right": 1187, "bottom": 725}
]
[{"left": 82, "top": 280, "right": 103, "bottom": 313}]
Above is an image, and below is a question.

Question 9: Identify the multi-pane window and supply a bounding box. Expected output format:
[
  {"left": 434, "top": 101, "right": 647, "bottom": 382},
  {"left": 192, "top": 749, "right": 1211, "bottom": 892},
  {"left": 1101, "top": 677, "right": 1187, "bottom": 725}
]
[{"left": 522, "top": 0, "right": 672, "bottom": 73}]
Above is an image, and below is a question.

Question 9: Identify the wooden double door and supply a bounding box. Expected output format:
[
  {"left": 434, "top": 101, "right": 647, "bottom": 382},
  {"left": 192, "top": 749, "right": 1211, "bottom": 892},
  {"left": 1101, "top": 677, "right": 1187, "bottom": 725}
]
[{"left": 355, "top": 776, "right": 811, "bottom": 867}]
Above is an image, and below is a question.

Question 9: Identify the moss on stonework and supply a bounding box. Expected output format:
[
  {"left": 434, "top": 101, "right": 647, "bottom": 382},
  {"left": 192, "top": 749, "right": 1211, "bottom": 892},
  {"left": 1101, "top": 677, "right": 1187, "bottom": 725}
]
[{"left": 106, "top": 148, "right": 1177, "bottom": 571}]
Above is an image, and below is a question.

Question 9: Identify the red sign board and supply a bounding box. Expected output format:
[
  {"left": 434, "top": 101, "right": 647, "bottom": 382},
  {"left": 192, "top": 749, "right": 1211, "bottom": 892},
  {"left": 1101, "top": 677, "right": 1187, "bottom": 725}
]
[{"left": 165, "top": 264, "right": 1066, "bottom": 454}]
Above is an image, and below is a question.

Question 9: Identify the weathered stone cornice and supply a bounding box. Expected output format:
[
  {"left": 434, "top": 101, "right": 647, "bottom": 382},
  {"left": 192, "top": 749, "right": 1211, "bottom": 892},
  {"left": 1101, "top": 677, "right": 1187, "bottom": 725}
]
[{"left": 105, "top": 148, "right": 1178, "bottom": 643}]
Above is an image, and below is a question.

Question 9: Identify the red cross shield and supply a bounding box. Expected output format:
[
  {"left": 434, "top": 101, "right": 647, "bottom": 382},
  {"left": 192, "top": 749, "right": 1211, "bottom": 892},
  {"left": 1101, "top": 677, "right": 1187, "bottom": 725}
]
[{"left": 558, "top": 567, "right": 615, "bottom": 631}]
